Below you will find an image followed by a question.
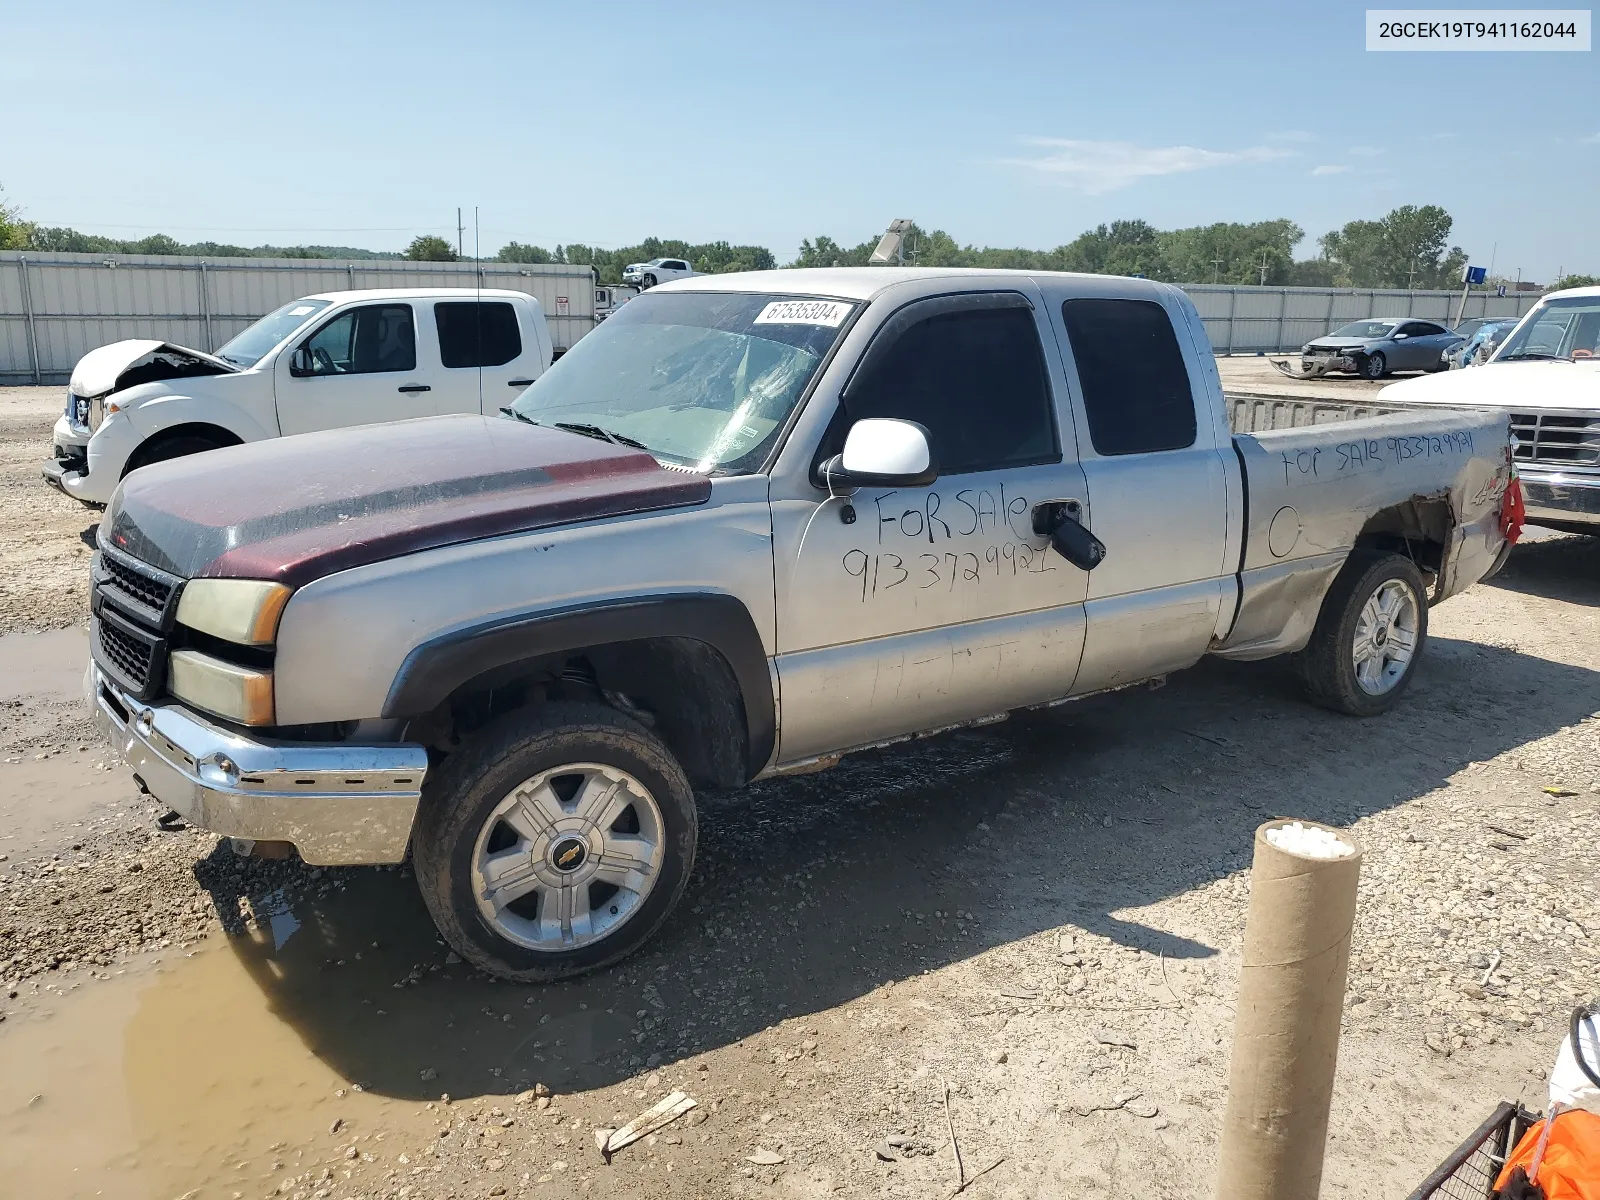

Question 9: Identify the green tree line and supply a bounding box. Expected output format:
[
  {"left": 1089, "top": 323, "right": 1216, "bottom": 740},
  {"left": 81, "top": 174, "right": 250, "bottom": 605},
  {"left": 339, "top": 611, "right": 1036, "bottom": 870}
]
[
  {"left": 5, "top": 183, "right": 1587, "bottom": 290},
  {"left": 792, "top": 206, "right": 1477, "bottom": 290},
  {"left": 487, "top": 237, "right": 777, "bottom": 283}
]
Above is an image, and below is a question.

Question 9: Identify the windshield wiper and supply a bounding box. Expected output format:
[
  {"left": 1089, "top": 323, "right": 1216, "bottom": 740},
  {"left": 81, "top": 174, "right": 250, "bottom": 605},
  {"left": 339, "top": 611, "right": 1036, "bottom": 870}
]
[
  {"left": 1497, "top": 353, "right": 1570, "bottom": 362},
  {"left": 552, "top": 421, "right": 650, "bottom": 450},
  {"left": 499, "top": 406, "right": 538, "bottom": 424}
]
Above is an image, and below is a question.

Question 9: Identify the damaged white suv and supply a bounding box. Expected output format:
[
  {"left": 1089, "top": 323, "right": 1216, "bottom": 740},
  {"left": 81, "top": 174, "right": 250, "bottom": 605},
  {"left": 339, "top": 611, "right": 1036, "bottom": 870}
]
[{"left": 44, "top": 288, "right": 553, "bottom": 505}]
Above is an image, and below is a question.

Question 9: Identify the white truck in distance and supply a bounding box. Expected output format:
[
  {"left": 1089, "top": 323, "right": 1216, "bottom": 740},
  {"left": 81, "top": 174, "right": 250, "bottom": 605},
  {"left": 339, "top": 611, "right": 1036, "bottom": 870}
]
[
  {"left": 43, "top": 288, "right": 553, "bottom": 505},
  {"left": 621, "top": 258, "right": 698, "bottom": 288}
]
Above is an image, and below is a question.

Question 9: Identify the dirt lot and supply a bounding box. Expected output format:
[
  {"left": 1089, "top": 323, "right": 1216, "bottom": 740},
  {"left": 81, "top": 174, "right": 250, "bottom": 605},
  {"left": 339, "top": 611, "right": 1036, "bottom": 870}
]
[{"left": 1, "top": 375, "right": 1597, "bottom": 1200}]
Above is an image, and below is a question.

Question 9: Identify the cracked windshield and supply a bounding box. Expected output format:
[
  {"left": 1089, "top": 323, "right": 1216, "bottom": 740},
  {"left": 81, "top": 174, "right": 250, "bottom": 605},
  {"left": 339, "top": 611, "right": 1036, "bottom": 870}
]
[{"left": 509, "top": 292, "right": 853, "bottom": 473}]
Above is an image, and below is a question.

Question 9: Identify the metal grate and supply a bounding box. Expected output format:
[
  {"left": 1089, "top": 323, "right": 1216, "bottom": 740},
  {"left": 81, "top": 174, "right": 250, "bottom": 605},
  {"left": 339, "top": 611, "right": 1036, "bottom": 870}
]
[
  {"left": 100, "top": 553, "right": 176, "bottom": 616},
  {"left": 97, "top": 615, "right": 155, "bottom": 693},
  {"left": 1510, "top": 412, "right": 1600, "bottom": 468},
  {"left": 1406, "top": 1102, "right": 1537, "bottom": 1200}
]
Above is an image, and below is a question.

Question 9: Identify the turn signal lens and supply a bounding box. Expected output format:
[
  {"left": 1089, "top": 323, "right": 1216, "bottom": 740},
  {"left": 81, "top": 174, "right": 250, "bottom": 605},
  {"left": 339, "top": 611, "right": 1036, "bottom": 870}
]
[{"left": 168, "top": 650, "right": 274, "bottom": 726}]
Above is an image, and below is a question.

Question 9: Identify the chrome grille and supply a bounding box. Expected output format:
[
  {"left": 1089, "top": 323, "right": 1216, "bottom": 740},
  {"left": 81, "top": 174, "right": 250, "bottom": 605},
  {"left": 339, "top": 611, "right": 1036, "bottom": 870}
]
[{"left": 1510, "top": 412, "right": 1600, "bottom": 468}]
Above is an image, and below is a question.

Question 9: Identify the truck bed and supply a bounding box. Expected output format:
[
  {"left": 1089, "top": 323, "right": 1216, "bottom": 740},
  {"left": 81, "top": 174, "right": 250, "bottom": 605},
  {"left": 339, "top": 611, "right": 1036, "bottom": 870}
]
[
  {"left": 1213, "top": 393, "right": 1512, "bottom": 661},
  {"left": 1228, "top": 392, "right": 1409, "bottom": 433}
]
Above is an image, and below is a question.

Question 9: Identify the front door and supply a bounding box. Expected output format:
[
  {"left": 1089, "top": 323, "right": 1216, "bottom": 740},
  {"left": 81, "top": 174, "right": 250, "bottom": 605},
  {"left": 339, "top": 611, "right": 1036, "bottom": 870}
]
[
  {"left": 274, "top": 302, "right": 436, "bottom": 435},
  {"left": 771, "top": 290, "right": 1091, "bottom": 764}
]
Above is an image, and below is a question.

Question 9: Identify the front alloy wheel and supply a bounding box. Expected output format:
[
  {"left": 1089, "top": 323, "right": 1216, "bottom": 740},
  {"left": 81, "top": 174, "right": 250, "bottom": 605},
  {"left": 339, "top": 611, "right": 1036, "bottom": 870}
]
[
  {"left": 471, "top": 762, "right": 665, "bottom": 952},
  {"left": 1361, "top": 351, "right": 1387, "bottom": 379},
  {"left": 414, "top": 702, "right": 697, "bottom": 981}
]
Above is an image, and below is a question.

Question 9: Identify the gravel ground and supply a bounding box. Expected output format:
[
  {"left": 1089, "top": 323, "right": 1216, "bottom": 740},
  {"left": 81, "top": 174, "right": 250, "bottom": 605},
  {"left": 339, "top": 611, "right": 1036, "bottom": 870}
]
[
  {"left": 0, "top": 380, "right": 1596, "bottom": 1199},
  {"left": 0, "top": 386, "right": 98, "bottom": 636}
]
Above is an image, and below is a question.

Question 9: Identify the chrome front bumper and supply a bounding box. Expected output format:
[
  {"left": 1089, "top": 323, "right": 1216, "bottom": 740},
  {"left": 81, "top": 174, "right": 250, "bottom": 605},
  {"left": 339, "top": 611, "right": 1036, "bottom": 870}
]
[
  {"left": 1520, "top": 468, "right": 1600, "bottom": 530},
  {"left": 91, "top": 667, "right": 428, "bottom": 865}
]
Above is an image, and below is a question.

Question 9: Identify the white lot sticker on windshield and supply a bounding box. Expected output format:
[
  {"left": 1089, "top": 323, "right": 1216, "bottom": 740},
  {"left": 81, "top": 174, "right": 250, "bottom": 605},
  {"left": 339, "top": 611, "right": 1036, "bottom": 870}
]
[
  {"left": 288, "top": 305, "right": 317, "bottom": 316},
  {"left": 753, "top": 300, "right": 851, "bottom": 327}
]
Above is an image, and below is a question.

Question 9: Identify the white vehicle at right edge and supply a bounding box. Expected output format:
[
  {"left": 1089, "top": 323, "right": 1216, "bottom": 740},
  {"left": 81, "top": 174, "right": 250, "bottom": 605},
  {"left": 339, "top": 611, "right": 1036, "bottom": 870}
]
[{"left": 1380, "top": 285, "right": 1600, "bottom": 535}]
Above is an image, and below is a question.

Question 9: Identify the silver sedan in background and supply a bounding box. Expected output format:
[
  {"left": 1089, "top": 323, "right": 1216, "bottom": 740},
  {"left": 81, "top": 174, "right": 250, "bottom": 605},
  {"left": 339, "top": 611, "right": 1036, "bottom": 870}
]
[{"left": 1293, "top": 318, "right": 1463, "bottom": 379}]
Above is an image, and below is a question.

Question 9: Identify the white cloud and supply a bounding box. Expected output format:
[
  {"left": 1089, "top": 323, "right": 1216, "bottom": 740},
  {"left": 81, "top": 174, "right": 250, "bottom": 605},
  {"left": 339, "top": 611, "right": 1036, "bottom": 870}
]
[
  {"left": 1582, "top": 131, "right": 1600, "bottom": 144},
  {"left": 1347, "top": 145, "right": 1385, "bottom": 157},
  {"left": 1312, "top": 164, "right": 1352, "bottom": 176},
  {"left": 1003, "top": 138, "right": 1292, "bottom": 195}
]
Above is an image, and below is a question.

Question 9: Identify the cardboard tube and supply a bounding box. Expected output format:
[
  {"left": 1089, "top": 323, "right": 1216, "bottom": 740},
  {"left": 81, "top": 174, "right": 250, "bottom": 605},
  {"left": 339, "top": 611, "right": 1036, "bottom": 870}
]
[{"left": 1214, "top": 820, "right": 1363, "bottom": 1200}]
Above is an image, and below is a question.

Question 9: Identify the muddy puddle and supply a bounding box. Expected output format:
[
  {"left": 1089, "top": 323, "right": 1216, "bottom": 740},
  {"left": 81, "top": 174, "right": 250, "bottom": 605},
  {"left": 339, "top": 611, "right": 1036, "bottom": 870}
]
[
  {"left": 0, "top": 625, "right": 89, "bottom": 701},
  {"left": 0, "top": 868, "right": 641, "bottom": 1199}
]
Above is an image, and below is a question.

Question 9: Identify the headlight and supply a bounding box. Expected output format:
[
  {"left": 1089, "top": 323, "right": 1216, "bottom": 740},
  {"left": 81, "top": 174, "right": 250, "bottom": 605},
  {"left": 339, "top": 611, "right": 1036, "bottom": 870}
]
[
  {"left": 176, "top": 579, "right": 292, "bottom": 646},
  {"left": 168, "top": 649, "right": 274, "bottom": 725}
]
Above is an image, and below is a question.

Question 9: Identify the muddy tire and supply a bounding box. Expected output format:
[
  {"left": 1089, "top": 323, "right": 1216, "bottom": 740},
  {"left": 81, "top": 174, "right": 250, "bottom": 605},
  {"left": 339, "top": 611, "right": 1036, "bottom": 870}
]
[
  {"left": 1360, "top": 351, "right": 1388, "bottom": 380},
  {"left": 413, "top": 702, "right": 697, "bottom": 982},
  {"left": 1295, "top": 550, "right": 1428, "bottom": 717}
]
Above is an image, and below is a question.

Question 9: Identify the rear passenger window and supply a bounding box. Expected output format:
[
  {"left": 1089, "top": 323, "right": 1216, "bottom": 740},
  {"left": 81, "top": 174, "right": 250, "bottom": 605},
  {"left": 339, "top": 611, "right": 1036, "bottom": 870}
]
[
  {"left": 840, "top": 302, "right": 1058, "bottom": 475},
  {"left": 1061, "top": 298, "right": 1196, "bottom": 456},
  {"left": 435, "top": 301, "right": 522, "bottom": 368}
]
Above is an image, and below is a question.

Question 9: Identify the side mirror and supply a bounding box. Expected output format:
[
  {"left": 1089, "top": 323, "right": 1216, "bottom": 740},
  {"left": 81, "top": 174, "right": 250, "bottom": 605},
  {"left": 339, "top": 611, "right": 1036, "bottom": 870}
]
[
  {"left": 821, "top": 418, "right": 938, "bottom": 489},
  {"left": 289, "top": 346, "right": 315, "bottom": 376},
  {"left": 1393, "top": 333, "right": 1409, "bottom": 340}
]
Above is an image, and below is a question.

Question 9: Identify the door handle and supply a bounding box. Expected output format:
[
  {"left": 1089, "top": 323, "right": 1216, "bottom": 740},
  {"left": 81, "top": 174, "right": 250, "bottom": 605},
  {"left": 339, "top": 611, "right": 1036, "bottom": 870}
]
[
  {"left": 507, "top": 378, "right": 535, "bottom": 387},
  {"left": 397, "top": 384, "right": 431, "bottom": 393},
  {"left": 1032, "top": 499, "right": 1106, "bottom": 571},
  {"left": 1030, "top": 499, "right": 1082, "bottom": 535}
]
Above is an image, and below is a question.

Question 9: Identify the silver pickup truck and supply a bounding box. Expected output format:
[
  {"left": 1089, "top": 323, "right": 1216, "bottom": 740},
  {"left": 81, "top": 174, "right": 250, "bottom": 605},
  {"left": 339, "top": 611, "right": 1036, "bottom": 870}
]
[{"left": 88, "top": 268, "right": 1518, "bottom": 980}]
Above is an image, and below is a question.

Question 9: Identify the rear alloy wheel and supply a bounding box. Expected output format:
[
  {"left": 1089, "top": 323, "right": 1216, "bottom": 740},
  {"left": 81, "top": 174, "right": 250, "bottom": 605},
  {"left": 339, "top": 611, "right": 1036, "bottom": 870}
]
[
  {"left": 414, "top": 702, "right": 697, "bottom": 981},
  {"left": 1360, "top": 351, "right": 1388, "bottom": 380},
  {"left": 1296, "top": 550, "right": 1428, "bottom": 716}
]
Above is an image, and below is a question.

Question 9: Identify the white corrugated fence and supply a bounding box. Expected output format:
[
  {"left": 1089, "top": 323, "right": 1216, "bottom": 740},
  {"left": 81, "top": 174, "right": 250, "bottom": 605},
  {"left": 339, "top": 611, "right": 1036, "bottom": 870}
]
[
  {"left": 1, "top": 251, "right": 598, "bottom": 383},
  {"left": 1184, "top": 282, "right": 1543, "bottom": 355},
  {"left": 0, "top": 251, "right": 1549, "bottom": 382}
]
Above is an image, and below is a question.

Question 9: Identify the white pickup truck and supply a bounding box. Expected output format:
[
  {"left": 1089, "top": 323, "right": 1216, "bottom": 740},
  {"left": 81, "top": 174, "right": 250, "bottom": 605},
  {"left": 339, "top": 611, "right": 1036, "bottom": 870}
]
[
  {"left": 88, "top": 267, "right": 1517, "bottom": 980},
  {"left": 43, "top": 288, "right": 553, "bottom": 505},
  {"left": 1381, "top": 285, "right": 1600, "bottom": 535}
]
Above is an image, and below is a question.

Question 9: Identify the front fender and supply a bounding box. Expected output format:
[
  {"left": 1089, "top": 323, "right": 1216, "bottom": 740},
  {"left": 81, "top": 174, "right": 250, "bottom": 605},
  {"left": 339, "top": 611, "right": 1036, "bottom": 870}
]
[
  {"left": 125, "top": 391, "right": 275, "bottom": 443},
  {"left": 382, "top": 593, "right": 776, "bottom": 780}
]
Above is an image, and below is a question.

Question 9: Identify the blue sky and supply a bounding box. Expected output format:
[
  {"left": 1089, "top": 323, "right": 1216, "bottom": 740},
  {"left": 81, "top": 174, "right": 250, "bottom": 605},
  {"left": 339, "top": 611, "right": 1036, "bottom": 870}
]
[{"left": 3, "top": 0, "right": 1596, "bottom": 279}]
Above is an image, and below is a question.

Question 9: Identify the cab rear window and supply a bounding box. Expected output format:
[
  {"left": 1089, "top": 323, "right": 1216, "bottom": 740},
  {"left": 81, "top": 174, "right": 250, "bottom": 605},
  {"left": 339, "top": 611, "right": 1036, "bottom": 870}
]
[
  {"left": 436, "top": 302, "right": 522, "bottom": 369},
  {"left": 1062, "top": 298, "right": 1197, "bottom": 456}
]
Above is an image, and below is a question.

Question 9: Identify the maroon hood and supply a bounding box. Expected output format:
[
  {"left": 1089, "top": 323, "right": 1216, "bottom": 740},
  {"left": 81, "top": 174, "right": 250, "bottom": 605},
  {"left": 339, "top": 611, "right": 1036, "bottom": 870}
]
[{"left": 103, "top": 415, "right": 710, "bottom": 585}]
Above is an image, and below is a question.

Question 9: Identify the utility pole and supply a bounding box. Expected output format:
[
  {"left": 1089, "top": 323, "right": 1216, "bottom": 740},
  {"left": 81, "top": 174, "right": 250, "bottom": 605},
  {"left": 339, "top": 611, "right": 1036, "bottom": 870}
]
[
  {"left": 457, "top": 208, "right": 465, "bottom": 260},
  {"left": 1212, "top": 258, "right": 1224, "bottom": 284},
  {"left": 1258, "top": 252, "right": 1269, "bottom": 286}
]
